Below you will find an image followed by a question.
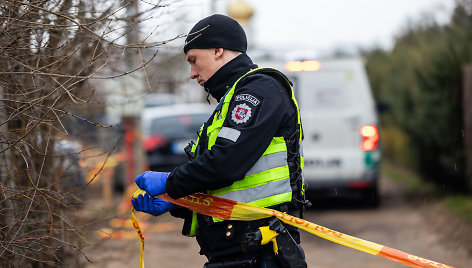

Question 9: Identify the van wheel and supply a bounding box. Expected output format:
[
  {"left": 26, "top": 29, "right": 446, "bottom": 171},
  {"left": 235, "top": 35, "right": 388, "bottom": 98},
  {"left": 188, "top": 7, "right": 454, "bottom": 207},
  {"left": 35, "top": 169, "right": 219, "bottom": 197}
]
[{"left": 363, "top": 185, "right": 380, "bottom": 207}]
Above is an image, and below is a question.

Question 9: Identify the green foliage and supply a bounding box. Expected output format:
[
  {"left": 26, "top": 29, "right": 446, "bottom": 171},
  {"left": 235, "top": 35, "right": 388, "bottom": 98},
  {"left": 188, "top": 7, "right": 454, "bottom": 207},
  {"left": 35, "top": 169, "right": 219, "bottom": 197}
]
[
  {"left": 444, "top": 195, "right": 472, "bottom": 223},
  {"left": 379, "top": 126, "right": 416, "bottom": 167},
  {"left": 382, "top": 160, "right": 436, "bottom": 194},
  {"left": 363, "top": 2, "right": 472, "bottom": 192}
]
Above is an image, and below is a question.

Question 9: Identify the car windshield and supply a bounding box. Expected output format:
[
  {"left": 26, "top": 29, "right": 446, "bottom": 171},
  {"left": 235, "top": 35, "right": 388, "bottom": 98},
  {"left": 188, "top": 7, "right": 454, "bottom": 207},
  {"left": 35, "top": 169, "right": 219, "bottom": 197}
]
[{"left": 149, "top": 113, "right": 209, "bottom": 139}]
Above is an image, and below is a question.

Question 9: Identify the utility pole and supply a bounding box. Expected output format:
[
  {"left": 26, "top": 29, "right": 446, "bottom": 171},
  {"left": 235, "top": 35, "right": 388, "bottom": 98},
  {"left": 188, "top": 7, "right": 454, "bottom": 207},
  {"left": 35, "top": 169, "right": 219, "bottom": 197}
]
[
  {"left": 123, "top": 0, "right": 145, "bottom": 187},
  {"left": 463, "top": 64, "right": 472, "bottom": 192}
]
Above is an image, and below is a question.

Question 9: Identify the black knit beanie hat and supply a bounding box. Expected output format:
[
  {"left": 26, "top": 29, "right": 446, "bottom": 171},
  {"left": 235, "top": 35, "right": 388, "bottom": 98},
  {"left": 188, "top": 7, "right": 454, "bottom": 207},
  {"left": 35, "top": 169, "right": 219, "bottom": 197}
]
[{"left": 183, "top": 14, "right": 247, "bottom": 54}]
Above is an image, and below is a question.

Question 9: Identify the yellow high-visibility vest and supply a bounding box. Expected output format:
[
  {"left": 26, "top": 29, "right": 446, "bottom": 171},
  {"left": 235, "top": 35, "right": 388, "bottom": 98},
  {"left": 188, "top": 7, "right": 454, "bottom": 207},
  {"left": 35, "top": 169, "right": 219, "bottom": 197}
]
[{"left": 187, "top": 67, "right": 304, "bottom": 235}]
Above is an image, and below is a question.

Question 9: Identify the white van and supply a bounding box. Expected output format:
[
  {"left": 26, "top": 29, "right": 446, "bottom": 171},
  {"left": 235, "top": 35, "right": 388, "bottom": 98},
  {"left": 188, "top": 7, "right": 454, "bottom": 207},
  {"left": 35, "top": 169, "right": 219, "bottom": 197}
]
[{"left": 258, "top": 57, "right": 381, "bottom": 205}]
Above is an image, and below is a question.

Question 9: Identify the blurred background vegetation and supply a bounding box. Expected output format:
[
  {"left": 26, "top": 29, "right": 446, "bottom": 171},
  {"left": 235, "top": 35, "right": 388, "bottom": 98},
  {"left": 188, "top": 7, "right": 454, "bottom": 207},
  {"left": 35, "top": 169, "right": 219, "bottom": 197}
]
[{"left": 363, "top": 1, "right": 472, "bottom": 194}]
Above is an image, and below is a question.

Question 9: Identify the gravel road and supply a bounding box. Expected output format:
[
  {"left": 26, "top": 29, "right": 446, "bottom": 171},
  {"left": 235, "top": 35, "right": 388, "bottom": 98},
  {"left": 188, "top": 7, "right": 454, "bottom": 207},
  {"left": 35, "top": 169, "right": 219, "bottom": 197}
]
[{"left": 83, "top": 175, "right": 472, "bottom": 268}]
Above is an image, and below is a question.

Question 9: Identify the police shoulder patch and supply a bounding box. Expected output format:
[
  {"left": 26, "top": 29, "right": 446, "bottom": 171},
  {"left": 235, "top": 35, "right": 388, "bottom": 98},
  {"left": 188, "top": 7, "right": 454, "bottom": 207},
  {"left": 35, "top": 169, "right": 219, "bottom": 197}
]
[
  {"left": 231, "top": 103, "right": 252, "bottom": 124},
  {"left": 228, "top": 92, "right": 263, "bottom": 127}
]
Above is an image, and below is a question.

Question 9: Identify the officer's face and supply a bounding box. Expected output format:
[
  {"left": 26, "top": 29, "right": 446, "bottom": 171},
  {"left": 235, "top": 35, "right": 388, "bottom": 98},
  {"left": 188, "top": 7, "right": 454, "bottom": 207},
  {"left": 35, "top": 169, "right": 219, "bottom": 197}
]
[{"left": 186, "top": 48, "right": 223, "bottom": 86}]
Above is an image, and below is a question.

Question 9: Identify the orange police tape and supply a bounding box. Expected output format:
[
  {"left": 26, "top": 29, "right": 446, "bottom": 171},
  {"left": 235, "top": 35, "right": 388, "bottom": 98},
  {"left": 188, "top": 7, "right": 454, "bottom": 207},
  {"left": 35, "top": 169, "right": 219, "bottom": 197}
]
[{"left": 131, "top": 190, "right": 454, "bottom": 268}]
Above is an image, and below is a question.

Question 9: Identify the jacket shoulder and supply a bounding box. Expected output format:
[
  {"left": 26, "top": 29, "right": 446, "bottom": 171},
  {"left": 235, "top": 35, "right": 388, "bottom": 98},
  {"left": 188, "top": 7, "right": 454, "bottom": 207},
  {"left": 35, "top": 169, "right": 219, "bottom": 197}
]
[{"left": 235, "top": 69, "right": 292, "bottom": 99}]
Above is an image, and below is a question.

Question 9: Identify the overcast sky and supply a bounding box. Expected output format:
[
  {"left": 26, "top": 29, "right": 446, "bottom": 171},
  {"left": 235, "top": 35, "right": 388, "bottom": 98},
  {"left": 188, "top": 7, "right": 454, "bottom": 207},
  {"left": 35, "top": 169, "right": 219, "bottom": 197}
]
[
  {"left": 248, "top": 0, "right": 455, "bottom": 51},
  {"left": 170, "top": 0, "right": 456, "bottom": 53}
]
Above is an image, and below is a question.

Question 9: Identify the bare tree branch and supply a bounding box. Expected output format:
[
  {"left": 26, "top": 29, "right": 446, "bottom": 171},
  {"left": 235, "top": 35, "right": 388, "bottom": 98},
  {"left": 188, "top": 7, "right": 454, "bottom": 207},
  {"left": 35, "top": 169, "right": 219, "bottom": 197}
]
[{"left": 0, "top": 0, "right": 183, "bottom": 266}]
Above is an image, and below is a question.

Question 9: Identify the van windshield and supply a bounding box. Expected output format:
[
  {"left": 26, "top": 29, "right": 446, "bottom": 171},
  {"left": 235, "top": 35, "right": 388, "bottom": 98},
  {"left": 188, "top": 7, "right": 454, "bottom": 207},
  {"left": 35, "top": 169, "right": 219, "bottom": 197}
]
[{"left": 299, "top": 71, "right": 357, "bottom": 110}]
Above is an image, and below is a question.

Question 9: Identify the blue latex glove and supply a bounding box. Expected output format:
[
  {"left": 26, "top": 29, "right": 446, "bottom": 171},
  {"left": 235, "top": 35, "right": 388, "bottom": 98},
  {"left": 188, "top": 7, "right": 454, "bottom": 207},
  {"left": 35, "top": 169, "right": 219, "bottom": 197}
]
[
  {"left": 134, "top": 171, "right": 169, "bottom": 197},
  {"left": 131, "top": 194, "right": 178, "bottom": 216}
]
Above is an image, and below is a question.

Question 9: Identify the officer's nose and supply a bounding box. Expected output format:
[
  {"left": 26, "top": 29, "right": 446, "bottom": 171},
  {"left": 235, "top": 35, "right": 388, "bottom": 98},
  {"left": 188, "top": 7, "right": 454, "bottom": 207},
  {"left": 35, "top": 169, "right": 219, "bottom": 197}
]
[{"left": 190, "top": 66, "right": 198, "bottom": 80}]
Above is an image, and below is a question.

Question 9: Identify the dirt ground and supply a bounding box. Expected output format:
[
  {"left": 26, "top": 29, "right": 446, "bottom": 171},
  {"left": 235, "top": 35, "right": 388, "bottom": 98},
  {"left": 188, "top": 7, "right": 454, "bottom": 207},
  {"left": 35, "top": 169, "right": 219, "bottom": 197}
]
[{"left": 80, "top": 175, "right": 472, "bottom": 268}]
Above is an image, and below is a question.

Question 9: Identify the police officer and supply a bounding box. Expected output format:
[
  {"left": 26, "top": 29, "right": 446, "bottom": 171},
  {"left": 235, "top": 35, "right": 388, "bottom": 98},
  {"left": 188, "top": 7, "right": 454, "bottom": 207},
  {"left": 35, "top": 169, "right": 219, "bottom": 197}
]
[{"left": 132, "top": 14, "right": 307, "bottom": 268}]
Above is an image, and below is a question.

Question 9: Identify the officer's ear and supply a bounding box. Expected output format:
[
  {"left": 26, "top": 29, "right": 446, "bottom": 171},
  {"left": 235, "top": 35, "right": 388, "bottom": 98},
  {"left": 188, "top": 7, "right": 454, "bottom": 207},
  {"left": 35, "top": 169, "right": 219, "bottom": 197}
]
[{"left": 214, "top": 48, "right": 224, "bottom": 59}]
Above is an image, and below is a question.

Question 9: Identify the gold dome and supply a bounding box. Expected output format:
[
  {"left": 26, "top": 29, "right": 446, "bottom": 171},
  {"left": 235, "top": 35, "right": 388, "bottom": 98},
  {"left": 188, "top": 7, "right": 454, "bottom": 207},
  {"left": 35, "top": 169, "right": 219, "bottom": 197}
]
[{"left": 226, "top": 0, "right": 254, "bottom": 25}]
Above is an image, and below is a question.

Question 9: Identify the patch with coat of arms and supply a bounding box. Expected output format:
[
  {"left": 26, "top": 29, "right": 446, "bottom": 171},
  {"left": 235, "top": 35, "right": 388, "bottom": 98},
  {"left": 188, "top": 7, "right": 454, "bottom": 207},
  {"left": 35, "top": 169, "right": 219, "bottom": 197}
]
[
  {"left": 228, "top": 92, "right": 262, "bottom": 128},
  {"left": 231, "top": 103, "right": 252, "bottom": 124}
]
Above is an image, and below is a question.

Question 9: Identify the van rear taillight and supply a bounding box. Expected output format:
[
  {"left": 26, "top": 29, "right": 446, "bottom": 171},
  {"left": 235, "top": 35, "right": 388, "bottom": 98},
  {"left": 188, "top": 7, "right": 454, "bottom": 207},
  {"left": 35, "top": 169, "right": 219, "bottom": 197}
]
[{"left": 360, "top": 125, "right": 379, "bottom": 151}]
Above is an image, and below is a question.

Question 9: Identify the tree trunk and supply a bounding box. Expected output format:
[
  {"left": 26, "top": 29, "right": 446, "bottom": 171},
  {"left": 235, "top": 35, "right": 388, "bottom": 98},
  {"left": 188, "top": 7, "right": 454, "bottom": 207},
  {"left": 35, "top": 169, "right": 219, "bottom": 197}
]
[{"left": 463, "top": 64, "right": 472, "bottom": 192}]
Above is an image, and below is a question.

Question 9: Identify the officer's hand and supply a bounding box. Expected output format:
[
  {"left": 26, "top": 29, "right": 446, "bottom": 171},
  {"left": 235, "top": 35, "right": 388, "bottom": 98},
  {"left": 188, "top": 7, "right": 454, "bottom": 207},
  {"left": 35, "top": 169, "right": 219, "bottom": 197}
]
[
  {"left": 134, "top": 171, "right": 169, "bottom": 197},
  {"left": 131, "top": 194, "right": 178, "bottom": 216}
]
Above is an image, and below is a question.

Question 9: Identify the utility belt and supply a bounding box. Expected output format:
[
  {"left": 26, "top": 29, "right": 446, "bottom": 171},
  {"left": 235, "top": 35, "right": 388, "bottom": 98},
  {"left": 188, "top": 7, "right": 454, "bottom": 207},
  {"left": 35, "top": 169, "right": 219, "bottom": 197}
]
[
  {"left": 203, "top": 245, "right": 276, "bottom": 268},
  {"left": 204, "top": 218, "right": 306, "bottom": 268},
  {"left": 204, "top": 257, "right": 258, "bottom": 268}
]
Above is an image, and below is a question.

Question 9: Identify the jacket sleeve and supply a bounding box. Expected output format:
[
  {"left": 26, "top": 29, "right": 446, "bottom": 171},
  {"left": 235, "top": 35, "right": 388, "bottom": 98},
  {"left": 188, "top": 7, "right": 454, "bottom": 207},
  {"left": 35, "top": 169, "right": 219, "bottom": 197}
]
[{"left": 166, "top": 74, "right": 290, "bottom": 199}]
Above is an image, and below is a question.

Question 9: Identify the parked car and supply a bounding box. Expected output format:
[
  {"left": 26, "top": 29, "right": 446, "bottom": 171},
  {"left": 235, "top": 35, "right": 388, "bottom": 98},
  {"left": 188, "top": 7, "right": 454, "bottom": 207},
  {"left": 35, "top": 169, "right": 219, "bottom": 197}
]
[{"left": 141, "top": 103, "right": 214, "bottom": 171}]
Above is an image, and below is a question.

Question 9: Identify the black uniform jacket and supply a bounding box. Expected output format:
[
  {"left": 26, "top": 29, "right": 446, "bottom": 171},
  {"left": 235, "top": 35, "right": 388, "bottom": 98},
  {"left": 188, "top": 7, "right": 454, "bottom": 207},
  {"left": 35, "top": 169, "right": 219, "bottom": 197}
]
[{"left": 166, "top": 54, "right": 300, "bottom": 259}]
